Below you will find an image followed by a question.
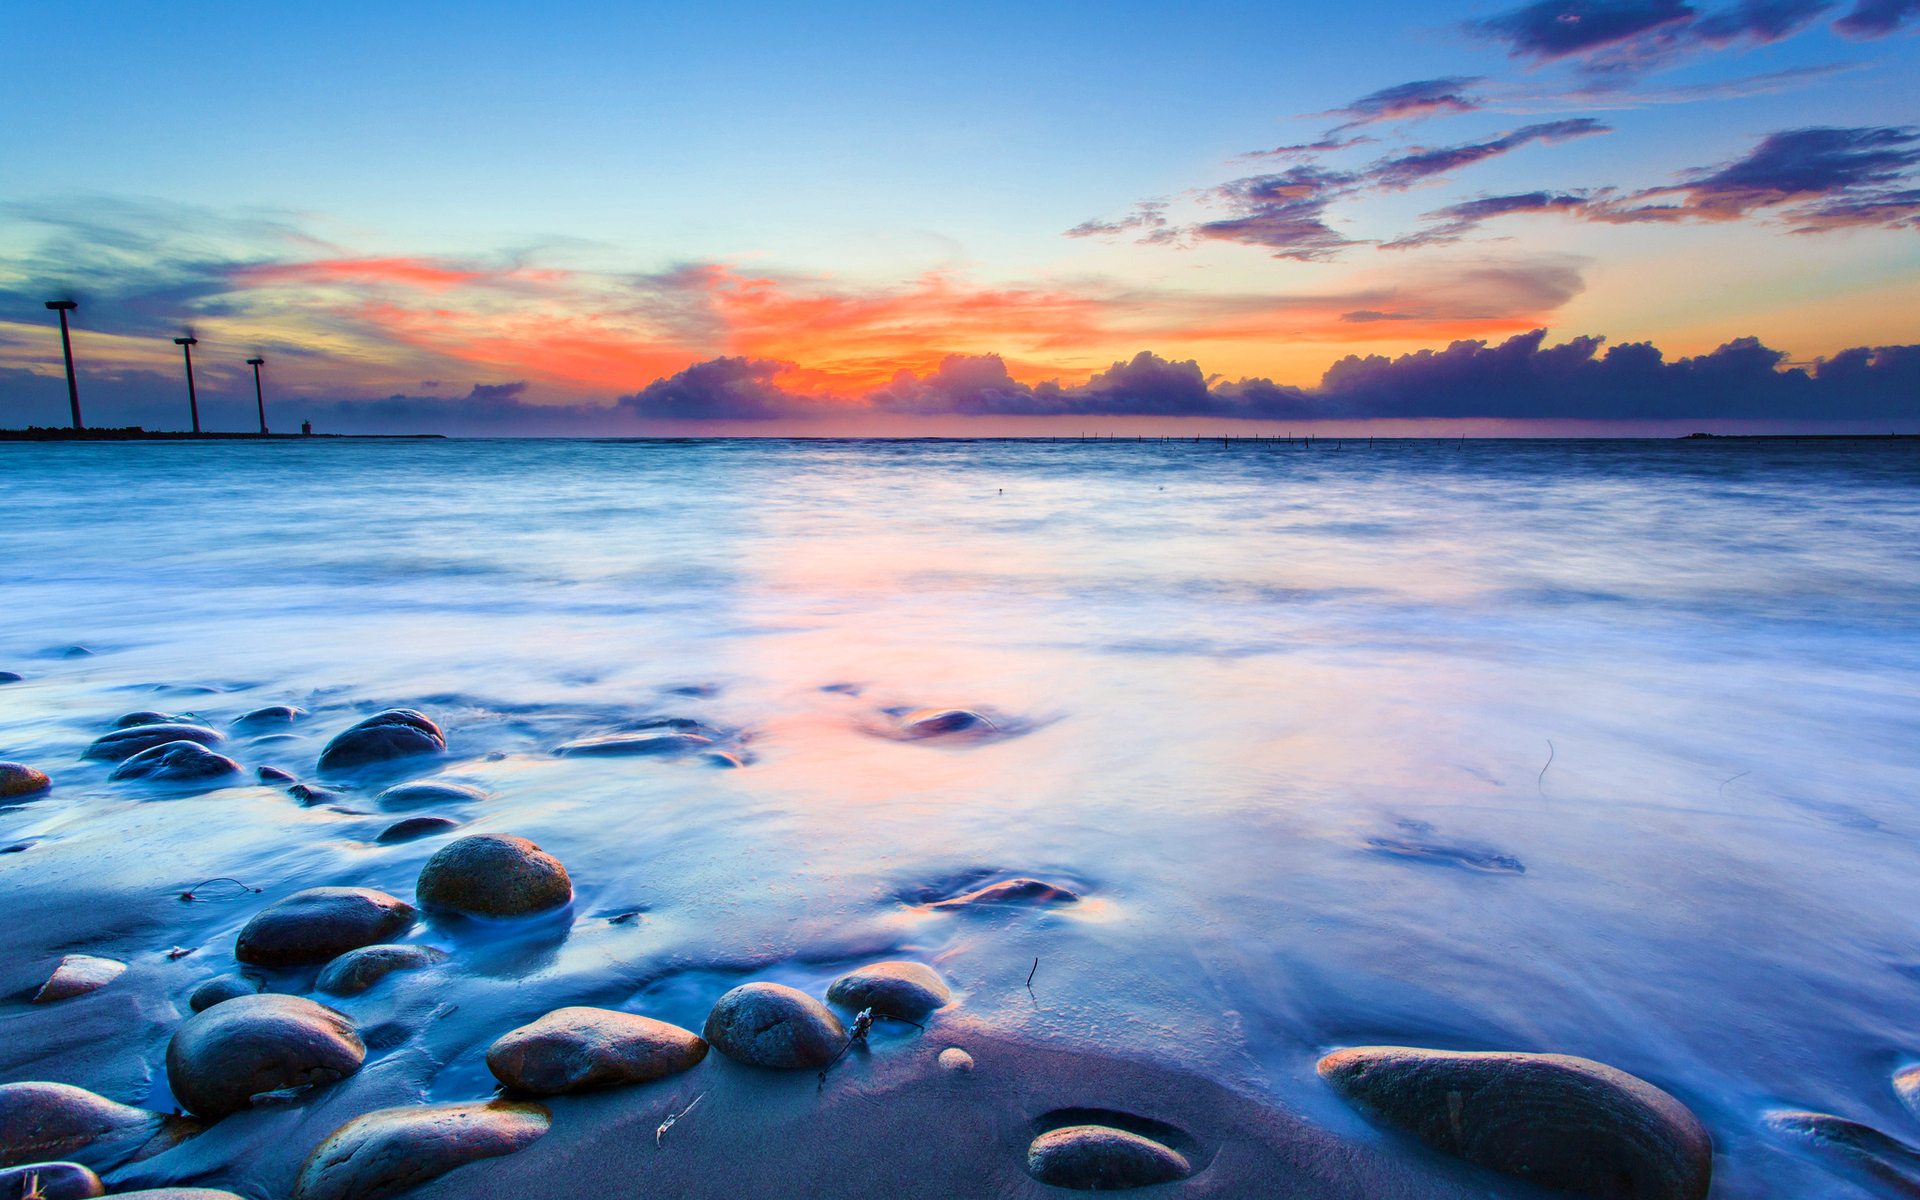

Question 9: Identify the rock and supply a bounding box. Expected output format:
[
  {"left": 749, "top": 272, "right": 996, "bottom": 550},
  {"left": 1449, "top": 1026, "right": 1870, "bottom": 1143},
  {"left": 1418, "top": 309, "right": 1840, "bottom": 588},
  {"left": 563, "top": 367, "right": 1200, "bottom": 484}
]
[
  {"left": 256, "top": 765, "right": 297, "bottom": 784},
  {"left": 703, "top": 751, "right": 745, "bottom": 768},
  {"left": 900, "top": 708, "right": 995, "bottom": 737},
  {"left": 31, "top": 956, "right": 126, "bottom": 1003},
  {"left": 0, "top": 672, "right": 20, "bottom": 684},
  {"left": 236, "top": 887, "right": 418, "bottom": 967},
  {"left": 188, "top": 974, "right": 261, "bottom": 1012},
  {"left": 166, "top": 993, "right": 364, "bottom": 1119},
  {"left": 316, "top": 710, "right": 444, "bottom": 774},
  {"left": 288, "top": 783, "right": 342, "bottom": 805},
  {"left": 111, "top": 711, "right": 183, "bottom": 729},
  {"left": 1317, "top": 1046, "right": 1712, "bottom": 1200},
  {"left": 0, "top": 764, "right": 50, "bottom": 800},
  {"left": 553, "top": 731, "right": 713, "bottom": 757},
  {"left": 291, "top": 1101, "right": 550, "bottom": 1200},
  {"left": 929, "top": 878, "right": 1080, "bottom": 909},
  {"left": 112, "top": 1192, "right": 248, "bottom": 1200},
  {"left": 938, "top": 1047, "right": 974, "bottom": 1072},
  {"left": 416, "top": 835, "right": 571, "bottom": 919},
  {"left": 315, "top": 945, "right": 446, "bottom": 996},
  {"left": 0, "top": 1082, "right": 198, "bottom": 1172},
  {"left": 375, "top": 816, "right": 460, "bottom": 844},
  {"left": 377, "top": 780, "right": 487, "bottom": 809},
  {"left": 0, "top": 1161, "right": 104, "bottom": 1199},
  {"left": 487, "top": 1008, "right": 707, "bottom": 1094},
  {"left": 826, "top": 961, "right": 952, "bottom": 1018},
  {"left": 107, "top": 742, "right": 242, "bottom": 784},
  {"left": 1765, "top": 1109, "right": 1920, "bottom": 1192},
  {"left": 703, "top": 983, "right": 845, "bottom": 1069},
  {"left": 83, "top": 724, "right": 224, "bottom": 762},
  {"left": 233, "top": 705, "right": 305, "bottom": 729},
  {"left": 1027, "top": 1125, "right": 1192, "bottom": 1189}
]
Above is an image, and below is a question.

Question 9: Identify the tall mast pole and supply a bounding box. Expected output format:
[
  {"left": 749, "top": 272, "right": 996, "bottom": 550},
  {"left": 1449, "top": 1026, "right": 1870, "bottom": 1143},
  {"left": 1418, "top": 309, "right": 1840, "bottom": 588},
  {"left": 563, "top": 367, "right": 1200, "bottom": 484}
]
[
  {"left": 247, "top": 357, "right": 267, "bottom": 434},
  {"left": 44, "top": 301, "right": 83, "bottom": 429},
  {"left": 173, "top": 337, "right": 200, "bottom": 434}
]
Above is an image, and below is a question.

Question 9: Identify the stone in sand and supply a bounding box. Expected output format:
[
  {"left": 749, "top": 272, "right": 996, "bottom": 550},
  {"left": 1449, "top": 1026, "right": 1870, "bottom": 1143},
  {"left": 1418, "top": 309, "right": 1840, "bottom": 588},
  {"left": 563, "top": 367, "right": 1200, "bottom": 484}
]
[
  {"left": 256, "top": 765, "right": 297, "bottom": 783},
  {"left": 930, "top": 878, "right": 1080, "bottom": 909},
  {"left": 826, "top": 961, "right": 952, "bottom": 1018},
  {"left": 315, "top": 945, "right": 446, "bottom": 996},
  {"left": 703, "top": 982, "right": 845, "bottom": 1069},
  {"left": 316, "top": 710, "right": 444, "bottom": 774},
  {"left": 1318, "top": 1046, "right": 1712, "bottom": 1200},
  {"left": 107, "top": 742, "right": 242, "bottom": 784},
  {"left": 234, "top": 705, "right": 305, "bottom": 729},
  {"left": 0, "top": 764, "right": 50, "bottom": 800},
  {"left": 553, "top": 731, "right": 713, "bottom": 757},
  {"left": 899, "top": 708, "right": 995, "bottom": 737},
  {"left": 938, "top": 1047, "right": 975, "bottom": 1072},
  {"left": 487, "top": 1007, "right": 707, "bottom": 1094},
  {"left": 376, "top": 816, "right": 460, "bottom": 844},
  {"left": 377, "top": 780, "right": 487, "bottom": 809},
  {"left": 416, "top": 835, "right": 572, "bottom": 918},
  {"left": 0, "top": 1161, "right": 104, "bottom": 1199},
  {"left": 83, "top": 723, "right": 223, "bottom": 761},
  {"left": 1027, "top": 1125, "right": 1192, "bottom": 1190},
  {"left": 291, "top": 1101, "right": 549, "bottom": 1200},
  {"left": 31, "top": 956, "right": 126, "bottom": 1003},
  {"left": 188, "top": 974, "right": 261, "bottom": 1012},
  {"left": 236, "top": 887, "right": 418, "bottom": 967},
  {"left": 166, "top": 993, "right": 364, "bottom": 1119},
  {"left": 0, "top": 1082, "right": 198, "bottom": 1171}
]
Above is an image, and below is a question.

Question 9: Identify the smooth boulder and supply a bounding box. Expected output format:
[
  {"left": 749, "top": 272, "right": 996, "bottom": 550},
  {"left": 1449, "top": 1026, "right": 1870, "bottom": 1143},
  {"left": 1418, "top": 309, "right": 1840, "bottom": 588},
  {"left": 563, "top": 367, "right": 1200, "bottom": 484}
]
[
  {"left": 236, "top": 887, "right": 418, "bottom": 967},
  {"left": 31, "top": 956, "right": 125, "bottom": 1003},
  {"left": 188, "top": 974, "right": 261, "bottom": 1012},
  {"left": 316, "top": 710, "right": 444, "bottom": 774},
  {"left": 553, "top": 731, "right": 713, "bottom": 757},
  {"left": 315, "top": 945, "right": 446, "bottom": 996},
  {"left": 234, "top": 705, "right": 305, "bottom": 729},
  {"left": 416, "top": 835, "right": 571, "bottom": 919},
  {"left": 487, "top": 1008, "right": 707, "bottom": 1094},
  {"left": 167, "top": 993, "right": 364, "bottom": 1119},
  {"left": 703, "top": 983, "right": 845, "bottom": 1069},
  {"left": 0, "top": 672, "right": 20, "bottom": 684},
  {"left": 0, "top": 1082, "right": 197, "bottom": 1172},
  {"left": 1318, "top": 1046, "right": 1712, "bottom": 1200},
  {"left": 111, "top": 712, "right": 189, "bottom": 730},
  {"left": 0, "top": 764, "right": 50, "bottom": 800},
  {"left": 1027, "top": 1125, "right": 1192, "bottom": 1189},
  {"left": 375, "top": 816, "right": 459, "bottom": 844},
  {"left": 900, "top": 708, "right": 995, "bottom": 737},
  {"left": 291, "top": 1101, "right": 549, "bottom": 1200},
  {"left": 83, "top": 724, "right": 223, "bottom": 762},
  {"left": 256, "top": 765, "right": 297, "bottom": 784},
  {"left": 930, "top": 878, "right": 1080, "bottom": 909},
  {"left": 107, "top": 742, "right": 241, "bottom": 784},
  {"left": 0, "top": 1161, "right": 104, "bottom": 1199},
  {"left": 377, "top": 780, "right": 487, "bottom": 809},
  {"left": 826, "top": 961, "right": 951, "bottom": 1018}
]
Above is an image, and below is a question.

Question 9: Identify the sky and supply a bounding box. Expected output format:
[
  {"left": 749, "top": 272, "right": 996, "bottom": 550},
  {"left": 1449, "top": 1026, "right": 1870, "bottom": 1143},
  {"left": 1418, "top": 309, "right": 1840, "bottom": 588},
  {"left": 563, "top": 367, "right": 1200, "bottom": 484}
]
[{"left": 1, "top": 0, "right": 1916, "bottom": 433}]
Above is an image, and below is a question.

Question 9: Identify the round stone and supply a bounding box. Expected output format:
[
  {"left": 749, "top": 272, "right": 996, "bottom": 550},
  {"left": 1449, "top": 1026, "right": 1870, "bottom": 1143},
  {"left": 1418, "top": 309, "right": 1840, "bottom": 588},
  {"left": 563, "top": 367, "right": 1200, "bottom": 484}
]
[
  {"left": 256, "top": 765, "right": 297, "bottom": 784},
  {"left": 1027, "top": 1125, "right": 1192, "bottom": 1190},
  {"left": 316, "top": 710, "right": 445, "bottom": 774},
  {"left": 416, "top": 835, "right": 572, "bottom": 919},
  {"left": 376, "top": 816, "right": 461, "bottom": 844},
  {"left": 826, "top": 961, "right": 952, "bottom": 1018},
  {"left": 233, "top": 705, "right": 306, "bottom": 729},
  {"left": 938, "top": 1047, "right": 975, "bottom": 1072},
  {"left": 487, "top": 1007, "right": 708, "bottom": 1094},
  {"left": 236, "top": 887, "right": 418, "bottom": 967},
  {"left": 0, "top": 1162, "right": 104, "bottom": 1199},
  {"left": 188, "top": 974, "right": 261, "bottom": 1013},
  {"left": 553, "top": 731, "right": 713, "bottom": 757},
  {"left": 83, "top": 724, "right": 224, "bottom": 762},
  {"left": 377, "top": 781, "right": 487, "bottom": 809},
  {"left": 291, "top": 1101, "right": 549, "bottom": 1200},
  {"left": 107, "top": 742, "right": 242, "bottom": 784},
  {"left": 900, "top": 708, "right": 995, "bottom": 737},
  {"left": 1317, "top": 1046, "right": 1713, "bottom": 1200},
  {"left": 32, "top": 956, "right": 126, "bottom": 1003},
  {"left": 929, "top": 878, "right": 1080, "bottom": 909},
  {"left": 0, "top": 1082, "right": 198, "bottom": 1172},
  {"left": 315, "top": 945, "right": 447, "bottom": 996},
  {"left": 113, "top": 712, "right": 201, "bottom": 729},
  {"left": 703, "top": 982, "right": 846, "bottom": 1070},
  {"left": 0, "top": 672, "right": 20, "bottom": 684},
  {"left": 166, "top": 994, "right": 364, "bottom": 1119},
  {"left": 0, "top": 763, "right": 51, "bottom": 800}
]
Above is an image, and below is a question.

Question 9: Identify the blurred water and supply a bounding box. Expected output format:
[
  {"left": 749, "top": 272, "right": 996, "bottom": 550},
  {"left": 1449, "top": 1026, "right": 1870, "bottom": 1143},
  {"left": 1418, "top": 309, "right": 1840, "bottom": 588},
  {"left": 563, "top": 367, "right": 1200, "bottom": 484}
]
[{"left": 2, "top": 436, "right": 1919, "bottom": 1196}]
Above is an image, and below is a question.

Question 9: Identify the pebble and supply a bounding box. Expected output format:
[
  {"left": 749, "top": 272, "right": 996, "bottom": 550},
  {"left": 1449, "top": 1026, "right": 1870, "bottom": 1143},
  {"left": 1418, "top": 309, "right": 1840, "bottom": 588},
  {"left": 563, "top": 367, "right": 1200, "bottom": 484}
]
[
  {"left": 235, "top": 887, "right": 418, "bottom": 968},
  {"left": 899, "top": 708, "right": 995, "bottom": 737},
  {"left": 0, "top": 672, "right": 20, "bottom": 684},
  {"left": 316, "top": 710, "right": 445, "bottom": 774},
  {"left": 0, "top": 1162, "right": 104, "bottom": 1199},
  {"left": 486, "top": 1007, "right": 707, "bottom": 1094},
  {"left": 289, "top": 783, "right": 342, "bottom": 805},
  {"left": 111, "top": 711, "right": 185, "bottom": 729},
  {"left": 0, "top": 1082, "right": 198, "bottom": 1172},
  {"left": 376, "top": 816, "right": 461, "bottom": 844},
  {"left": 1318, "top": 1046, "right": 1712, "bottom": 1200},
  {"left": 188, "top": 974, "right": 262, "bottom": 1012},
  {"left": 166, "top": 994, "right": 365, "bottom": 1119},
  {"left": 107, "top": 742, "right": 242, "bottom": 784},
  {"left": 826, "top": 961, "right": 952, "bottom": 1018},
  {"left": 416, "top": 835, "right": 572, "bottom": 918},
  {"left": 31, "top": 956, "right": 126, "bottom": 1004},
  {"left": 938, "top": 1047, "right": 975, "bottom": 1072},
  {"left": 0, "top": 764, "right": 50, "bottom": 800},
  {"left": 552, "top": 731, "right": 714, "bottom": 757},
  {"left": 83, "top": 723, "right": 224, "bottom": 761},
  {"left": 315, "top": 945, "right": 447, "bottom": 996},
  {"left": 290, "top": 1101, "right": 550, "bottom": 1200},
  {"left": 1026, "top": 1125, "right": 1192, "bottom": 1189},
  {"left": 256, "top": 765, "right": 297, "bottom": 784},
  {"left": 929, "top": 878, "right": 1080, "bottom": 909},
  {"left": 233, "top": 705, "right": 306, "bottom": 729},
  {"left": 703, "top": 982, "right": 845, "bottom": 1069},
  {"left": 377, "top": 780, "right": 487, "bottom": 809}
]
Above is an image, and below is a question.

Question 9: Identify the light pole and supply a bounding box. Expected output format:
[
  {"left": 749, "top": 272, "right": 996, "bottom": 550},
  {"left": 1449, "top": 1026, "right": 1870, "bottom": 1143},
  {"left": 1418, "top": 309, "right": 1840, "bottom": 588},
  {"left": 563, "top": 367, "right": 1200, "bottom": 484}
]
[
  {"left": 44, "top": 301, "right": 83, "bottom": 430},
  {"left": 173, "top": 337, "right": 201, "bottom": 434},
  {"left": 247, "top": 357, "right": 267, "bottom": 434}
]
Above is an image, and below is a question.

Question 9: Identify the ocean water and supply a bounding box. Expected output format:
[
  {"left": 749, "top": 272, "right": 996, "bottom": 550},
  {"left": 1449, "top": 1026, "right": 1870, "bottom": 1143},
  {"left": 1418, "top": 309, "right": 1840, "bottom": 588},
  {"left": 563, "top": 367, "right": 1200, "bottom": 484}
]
[{"left": 2, "top": 436, "right": 1918, "bottom": 1196}]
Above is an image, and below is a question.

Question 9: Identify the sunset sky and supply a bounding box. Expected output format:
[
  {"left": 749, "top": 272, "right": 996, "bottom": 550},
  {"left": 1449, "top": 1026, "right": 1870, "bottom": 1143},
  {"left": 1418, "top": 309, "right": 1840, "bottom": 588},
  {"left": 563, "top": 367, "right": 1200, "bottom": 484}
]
[{"left": 2, "top": 0, "right": 1916, "bottom": 432}]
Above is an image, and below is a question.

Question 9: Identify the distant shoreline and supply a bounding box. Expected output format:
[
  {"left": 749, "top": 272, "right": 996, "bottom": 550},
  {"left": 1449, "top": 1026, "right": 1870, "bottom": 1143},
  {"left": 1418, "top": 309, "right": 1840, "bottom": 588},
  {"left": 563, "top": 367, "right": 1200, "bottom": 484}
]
[{"left": 0, "top": 427, "right": 446, "bottom": 441}]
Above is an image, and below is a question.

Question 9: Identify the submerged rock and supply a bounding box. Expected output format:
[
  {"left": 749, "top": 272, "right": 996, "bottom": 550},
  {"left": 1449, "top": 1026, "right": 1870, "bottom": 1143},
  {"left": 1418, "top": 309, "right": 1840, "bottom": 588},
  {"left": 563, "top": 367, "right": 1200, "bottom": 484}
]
[
  {"left": 376, "top": 816, "right": 461, "bottom": 844},
  {"left": 703, "top": 982, "right": 845, "bottom": 1069},
  {"left": 377, "top": 780, "right": 487, "bottom": 809},
  {"left": 487, "top": 1007, "right": 707, "bottom": 1094},
  {"left": 288, "top": 783, "right": 342, "bottom": 805},
  {"left": 929, "top": 878, "right": 1080, "bottom": 909},
  {"left": 1027, "top": 1125, "right": 1192, "bottom": 1190},
  {"left": 0, "top": 764, "right": 50, "bottom": 800},
  {"left": 111, "top": 712, "right": 187, "bottom": 730},
  {"left": 233, "top": 705, "right": 305, "bottom": 729},
  {"left": 188, "top": 974, "right": 262, "bottom": 1013},
  {"left": 108, "top": 742, "right": 242, "bottom": 784},
  {"left": 316, "top": 710, "right": 444, "bottom": 774},
  {"left": 256, "top": 765, "right": 297, "bottom": 784},
  {"left": 1766, "top": 1109, "right": 1920, "bottom": 1193},
  {"left": 235, "top": 887, "right": 418, "bottom": 967},
  {"left": 112, "top": 1192, "right": 248, "bottom": 1200},
  {"left": 84, "top": 724, "right": 224, "bottom": 762},
  {"left": 166, "top": 993, "right": 364, "bottom": 1119},
  {"left": 291, "top": 1101, "right": 550, "bottom": 1200},
  {"left": 0, "top": 1161, "right": 104, "bottom": 1199},
  {"left": 899, "top": 708, "right": 995, "bottom": 738},
  {"left": 826, "top": 961, "right": 952, "bottom": 1018},
  {"left": 31, "top": 956, "right": 126, "bottom": 1004},
  {"left": 416, "top": 835, "right": 571, "bottom": 919},
  {"left": 553, "top": 731, "right": 713, "bottom": 757},
  {"left": 0, "top": 1082, "right": 198, "bottom": 1172},
  {"left": 1317, "top": 1046, "right": 1712, "bottom": 1200},
  {"left": 0, "top": 672, "right": 20, "bottom": 684},
  {"left": 315, "top": 945, "right": 446, "bottom": 996}
]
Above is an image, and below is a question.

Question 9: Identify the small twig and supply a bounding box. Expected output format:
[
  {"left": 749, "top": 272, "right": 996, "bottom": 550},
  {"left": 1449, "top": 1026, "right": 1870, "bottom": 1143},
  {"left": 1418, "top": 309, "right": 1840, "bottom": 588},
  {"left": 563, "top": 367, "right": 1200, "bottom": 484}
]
[
  {"left": 178, "top": 877, "right": 262, "bottom": 902},
  {"left": 1537, "top": 740, "right": 1555, "bottom": 796},
  {"left": 1720, "top": 770, "right": 1750, "bottom": 796},
  {"left": 1026, "top": 957, "right": 1040, "bottom": 987},
  {"left": 655, "top": 1091, "right": 705, "bottom": 1148}
]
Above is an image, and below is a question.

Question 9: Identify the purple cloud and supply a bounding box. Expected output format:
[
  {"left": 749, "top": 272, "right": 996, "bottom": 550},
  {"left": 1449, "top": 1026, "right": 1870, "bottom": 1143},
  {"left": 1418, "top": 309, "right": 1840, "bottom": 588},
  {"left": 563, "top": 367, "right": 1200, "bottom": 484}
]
[
  {"left": 1327, "top": 78, "right": 1488, "bottom": 127},
  {"left": 1613, "top": 125, "right": 1920, "bottom": 223},
  {"left": 1385, "top": 192, "right": 1600, "bottom": 248},
  {"left": 1368, "top": 120, "right": 1612, "bottom": 191},
  {"left": 1834, "top": 0, "right": 1920, "bottom": 33},
  {"left": 617, "top": 356, "right": 807, "bottom": 420},
  {"left": 1191, "top": 167, "right": 1366, "bottom": 261}
]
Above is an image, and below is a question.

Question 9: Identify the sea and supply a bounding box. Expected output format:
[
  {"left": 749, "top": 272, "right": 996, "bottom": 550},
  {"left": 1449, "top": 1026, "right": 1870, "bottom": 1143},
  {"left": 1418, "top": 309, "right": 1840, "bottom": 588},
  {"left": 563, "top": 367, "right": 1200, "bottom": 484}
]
[{"left": 2, "top": 436, "right": 1918, "bottom": 1196}]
